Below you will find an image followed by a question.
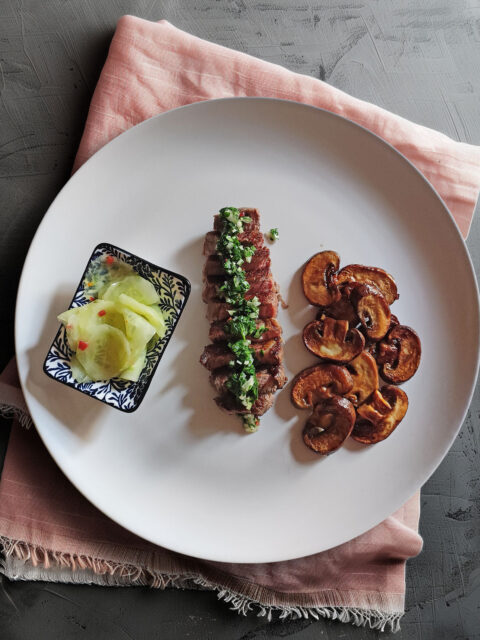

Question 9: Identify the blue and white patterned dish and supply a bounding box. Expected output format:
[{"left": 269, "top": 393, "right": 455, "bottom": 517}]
[{"left": 43, "top": 242, "right": 191, "bottom": 412}]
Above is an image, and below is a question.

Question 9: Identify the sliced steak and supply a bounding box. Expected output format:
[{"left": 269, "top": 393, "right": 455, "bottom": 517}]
[
  {"left": 210, "top": 364, "right": 287, "bottom": 396},
  {"left": 209, "top": 318, "right": 282, "bottom": 343},
  {"left": 215, "top": 392, "right": 275, "bottom": 417},
  {"left": 204, "top": 246, "right": 271, "bottom": 277},
  {"left": 202, "top": 207, "right": 285, "bottom": 424}
]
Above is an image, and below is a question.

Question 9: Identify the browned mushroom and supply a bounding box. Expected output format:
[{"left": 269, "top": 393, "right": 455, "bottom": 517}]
[
  {"left": 377, "top": 325, "right": 421, "bottom": 384},
  {"left": 303, "top": 317, "right": 364, "bottom": 363},
  {"left": 291, "top": 364, "right": 353, "bottom": 409},
  {"left": 352, "top": 385, "right": 408, "bottom": 444},
  {"left": 364, "top": 339, "right": 377, "bottom": 359},
  {"left": 337, "top": 264, "right": 398, "bottom": 305},
  {"left": 303, "top": 396, "right": 356, "bottom": 454},
  {"left": 302, "top": 251, "right": 340, "bottom": 306},
  {"left": 364, "top": 315, "right": 397, "bottom": 358},
  {"left": 390, "top": 314, "right": 400, "bottom": 328},
  {"left": 345, "top": 351, "right": 379, "bottom": 406},
  {"left": 350, "top": 283, "right": 391, "bottom": 341},
  {"left": 317, "top": 298, "right": 358, "bottom": 325}
]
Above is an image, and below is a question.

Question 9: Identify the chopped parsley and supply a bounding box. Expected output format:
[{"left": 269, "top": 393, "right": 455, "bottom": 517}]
[
  {"left": 224, "top": 317, "right": 266, "bottom": 340},
  {"left": 269, "top": 228, "right": 279, "bottom": 242},
  {"left": 216, "top": 207, "right": 265, "bottom": 431},
  {"left": 242, "top": 414, "right": 260, "bottom": 433}
]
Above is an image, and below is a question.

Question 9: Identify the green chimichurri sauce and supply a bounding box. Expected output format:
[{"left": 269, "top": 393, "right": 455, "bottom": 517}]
[{"left": 216, "top": 207, "right": 267, "bottom": 432}]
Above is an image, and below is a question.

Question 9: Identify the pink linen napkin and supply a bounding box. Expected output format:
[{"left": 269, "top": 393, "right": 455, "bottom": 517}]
[{"left": 1, "top": 16, "right": 479, "bottom": 633}]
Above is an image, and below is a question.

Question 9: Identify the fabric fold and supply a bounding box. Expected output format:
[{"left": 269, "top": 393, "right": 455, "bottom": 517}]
[
  {"left": 0, "top": 422, "right": 420, "bottom": 632},
  {"left": 74, "top": 17, "right": 480, "bottom": 237}
]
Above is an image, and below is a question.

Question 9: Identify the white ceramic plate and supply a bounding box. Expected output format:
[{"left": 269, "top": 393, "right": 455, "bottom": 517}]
[{"left": 16, "top": 98, "right": 480, "bottom": 563}]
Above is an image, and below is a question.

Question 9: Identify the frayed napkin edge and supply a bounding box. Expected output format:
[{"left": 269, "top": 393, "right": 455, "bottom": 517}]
[
  {"left": 0, "top": 402, "right": 32, "bottom": 429},
  {"left": 0, "top": 535, "right": 403, "bottom": 632}
]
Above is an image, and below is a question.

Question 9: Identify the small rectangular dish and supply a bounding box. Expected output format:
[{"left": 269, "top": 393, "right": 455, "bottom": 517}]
[{"left": 43, "top": 242, "right": 190, "bottom": 412}]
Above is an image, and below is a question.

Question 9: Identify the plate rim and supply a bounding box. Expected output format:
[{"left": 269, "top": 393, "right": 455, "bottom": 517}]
[{"left": 14, "top": 97, "right": 480, "bottom": 562}]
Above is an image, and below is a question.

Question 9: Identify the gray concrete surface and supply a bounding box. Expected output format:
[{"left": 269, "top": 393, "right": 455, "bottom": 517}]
[{"left": 0, "top": 1, "right": 479, "bottom": 638}]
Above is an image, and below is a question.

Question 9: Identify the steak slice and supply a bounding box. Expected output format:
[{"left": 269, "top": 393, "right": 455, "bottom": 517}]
[
  {"left": 209, "top": 318, "right": 282, "bottom": 343},
  {"left": 215, "top": 392, "right": 275, "bottom": 417},
  {"left": 213, "top": 208, "right": 260, "bottom": 234},
  {"left": 210, "top": 365, "right": 287, "bottom": 396},
  {"left": 199, "top": 343, "right": 232, "bottom": 371},
  {"left": 206, "top": 291, "right": 278, "bottom": 322},
  {"left": 200, "top": 339, "right": 283, "bottom": 371},
  {"left": 202, "top": 272, "right": 276, "bottom": 303},
  {"left": 203, "top": 229, "right": 264, "bottom": 257},
  {"left": 204, "top": 246, "right": 270, "bottom": 277},
  {"left": 251, "top": 339, "right": 283, "bottom": 366}
]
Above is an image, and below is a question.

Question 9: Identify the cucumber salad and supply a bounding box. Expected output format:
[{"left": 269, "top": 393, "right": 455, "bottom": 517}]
[{"left": 58, "top": 256, "right": 167, "bottom": 383}]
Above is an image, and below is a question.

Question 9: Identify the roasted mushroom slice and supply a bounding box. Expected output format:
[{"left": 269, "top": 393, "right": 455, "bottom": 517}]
[
  {"left": 352, "top": 385, "right": 408, "bottom": 444},
  {"left": 377, "top": 325, "right": 421, "bottom": 384},
  {"left": 303, "top": 317, "right": 364, "bottom": 363},
  {"left": 345, "top": 351, "right": 379, "bottom": 406},
  {"left": 364, "top": 339, "right": 377, "bottom": 359},
  {"left": 303, "top": 396, "right": 356, "bottom": 455},
  {"left": 317, "top": 298, "right": 358, "bottom": 325},
  {"left": 350, "top": 283, "right": 391, "bottom": 341},
  {"left": 390, "top": 314, "right": 400, "bottom": 328},
  {"left": 291, "top": 364, "right": 353, "bottom": 409},
  {"left": 337, "top": 264, "right": 398, "bottom": 305},
  {"left": 302, "top": 251, "right": 341, "bottom": 306}
]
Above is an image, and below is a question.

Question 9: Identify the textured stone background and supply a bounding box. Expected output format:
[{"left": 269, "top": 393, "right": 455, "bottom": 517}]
[{"left": 0, "top": 1, "right": 479, "bottom": 638}]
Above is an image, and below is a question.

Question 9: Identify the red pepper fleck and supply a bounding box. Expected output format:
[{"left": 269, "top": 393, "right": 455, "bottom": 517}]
[
  {"left": 98, "top": 309, "right": 106, "bottom": 317},
  {"left": 89, "top": 296, "right": 95, "bottom": 301},
  {"left": 239, "top": 212, "right": 245, "bottom": 217},
  {"left": 106, "top": 255, "right": 115, "bottom": 264},
  {"left": 86, "top": 281, "right": 93, "bottom": 287},
  {"left": 78, "top": 341, "right": 88, "bottom": 351}
]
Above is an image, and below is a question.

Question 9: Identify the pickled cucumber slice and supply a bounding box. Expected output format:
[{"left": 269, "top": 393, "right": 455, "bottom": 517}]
[
  {"left": 70, "top": 355, "right": 92, "bottom": 383},
  {"left": 102, "top": 275, "right": 160, "bottom": 306},
  {"left": 58, "top": 307, "right": 83, "bottom": 350},
  {"left": 121, "top": 307, "right": 156, "bottom": 358},
  {"left": 120, "top": 349, "right": 146, "bottom": 382},
  {"left": 118, "top": 293, "right": 166, "bottom": 337},
  {"left": 58, "top": 300, "right": 125, "bottom": 350},
  {"left": 147, "top": 305, "right": 168, "bottom": 340},
  {"left": 76, "top": 324, "right": 131, "bottom": 381}
]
